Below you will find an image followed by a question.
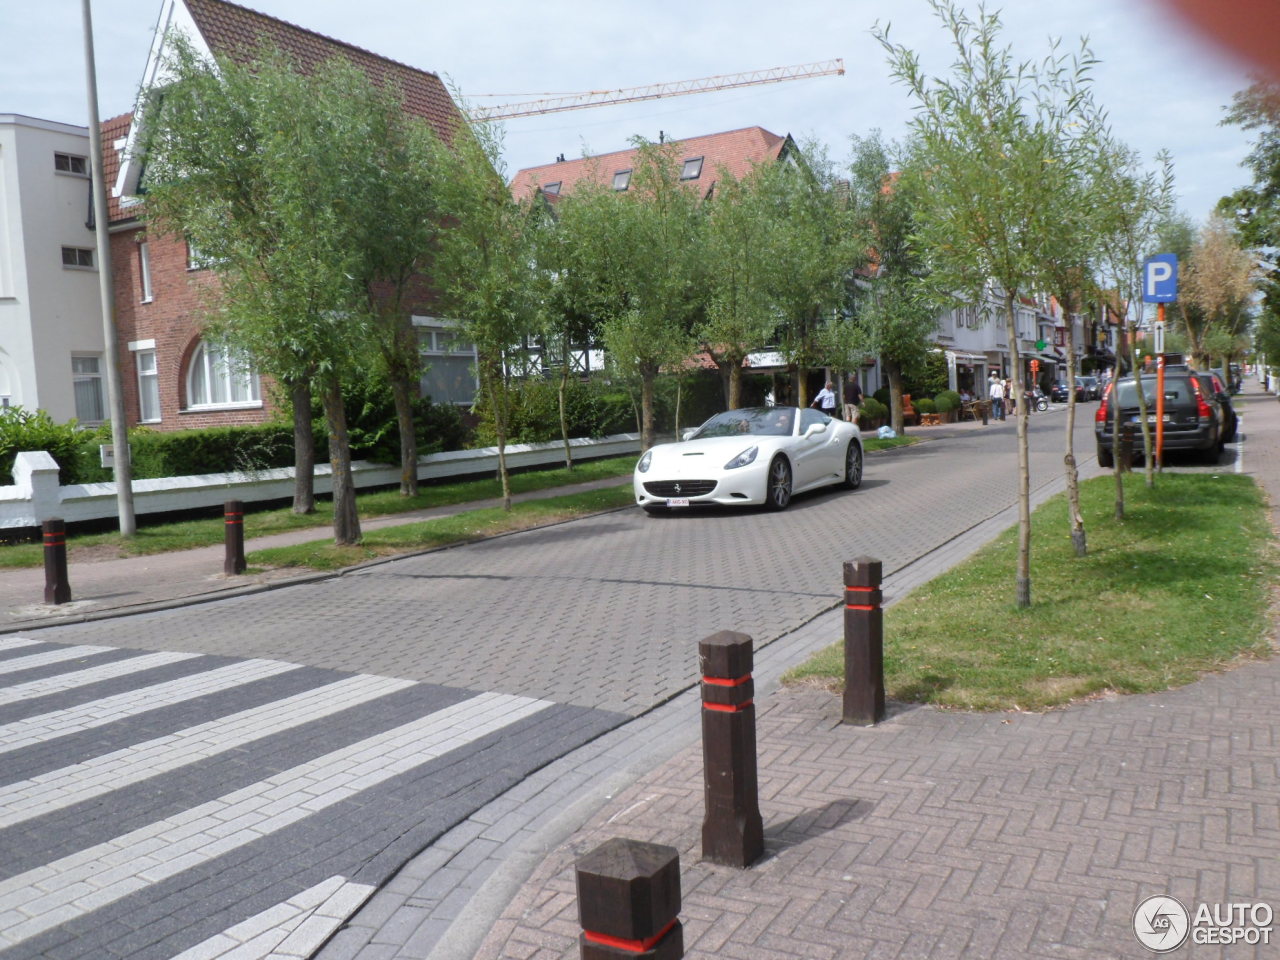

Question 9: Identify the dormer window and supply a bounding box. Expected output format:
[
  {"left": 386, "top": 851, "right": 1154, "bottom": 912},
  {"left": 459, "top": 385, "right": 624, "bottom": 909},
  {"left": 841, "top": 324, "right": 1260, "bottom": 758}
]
[
  {"left": 613, "top": 169, "right": 631, "bottom": 191},
  {"left": 681, "top": 157, "right": 704, "bottom": 180},
  {"left": 542, "top": 181, "right": 561, "bottom": 195}
]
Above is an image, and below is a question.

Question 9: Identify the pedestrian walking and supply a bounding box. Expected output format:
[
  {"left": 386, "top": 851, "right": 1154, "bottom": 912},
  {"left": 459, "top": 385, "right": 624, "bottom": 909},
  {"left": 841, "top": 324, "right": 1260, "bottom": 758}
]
[
  {"left": 988, "top": 373, "right": 1006, "bottom": 421},
  {"left": 812, "top": 380, "right": 838, "bottom": 418},
  {"left": 843, "top": 377, "right": 863, "bottom": 422}
]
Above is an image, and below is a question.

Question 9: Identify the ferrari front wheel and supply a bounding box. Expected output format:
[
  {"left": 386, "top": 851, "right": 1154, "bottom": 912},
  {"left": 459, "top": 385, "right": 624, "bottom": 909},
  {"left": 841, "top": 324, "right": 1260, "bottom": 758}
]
[{"left": 767, "top": 456, "right": 792, "bottom": 511}]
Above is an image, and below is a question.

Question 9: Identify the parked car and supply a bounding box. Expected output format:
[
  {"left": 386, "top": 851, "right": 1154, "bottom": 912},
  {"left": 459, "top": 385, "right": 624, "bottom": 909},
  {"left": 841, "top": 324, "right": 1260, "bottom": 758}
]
[
  {"left": 1050, "top": 380, "right": 1084, "bottom": 402},
  {"left": 1094, "top": 373, "right": 1223, "bottom": 467},
  {"left": 633, "top": 406, "right": 863, "bottom": 513},
  {"left": 1195, "top": 370, "right": 1238, "bottom": 443},
  {"left": 1075, "top": 375, "right": 1100, "bottom": 400}
]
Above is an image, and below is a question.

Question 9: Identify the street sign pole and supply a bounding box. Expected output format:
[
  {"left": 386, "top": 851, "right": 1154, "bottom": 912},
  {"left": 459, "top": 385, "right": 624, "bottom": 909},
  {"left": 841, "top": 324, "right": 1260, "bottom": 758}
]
[{"left": 1156, "top": 304, "right": 1165, "bottom": 471}]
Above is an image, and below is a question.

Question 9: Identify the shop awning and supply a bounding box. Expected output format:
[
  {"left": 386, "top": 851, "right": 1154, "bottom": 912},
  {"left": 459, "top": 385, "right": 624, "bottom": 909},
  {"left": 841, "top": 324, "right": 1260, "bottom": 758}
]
[{"left": 946, "top": 350, "right": 987, "bottom": 365}]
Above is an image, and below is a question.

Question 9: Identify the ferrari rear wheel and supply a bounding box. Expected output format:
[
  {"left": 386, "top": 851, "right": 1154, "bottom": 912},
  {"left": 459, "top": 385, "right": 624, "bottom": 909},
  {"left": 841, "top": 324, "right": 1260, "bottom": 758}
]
[
  {"left": 767, "top": 456, "right": 792, "bottom": 511},
  {"left": 843, "top": 442, "right": 863, "bottom": 490}
]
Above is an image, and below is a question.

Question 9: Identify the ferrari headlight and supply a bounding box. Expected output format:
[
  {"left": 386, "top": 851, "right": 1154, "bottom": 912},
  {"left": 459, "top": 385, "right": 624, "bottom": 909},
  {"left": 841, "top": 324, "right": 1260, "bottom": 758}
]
[
  {"left": 637, "top": 450, "right": 653, "bottom": 473},
  {"left": 724, "top": 445, "right": 758, "bottom": 470}
]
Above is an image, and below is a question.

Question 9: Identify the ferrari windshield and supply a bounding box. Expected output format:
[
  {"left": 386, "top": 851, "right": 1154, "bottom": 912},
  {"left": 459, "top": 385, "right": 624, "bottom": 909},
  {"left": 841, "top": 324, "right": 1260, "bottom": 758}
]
[{"left": 689, "top": 407, "right": 795, "bottom": 439}]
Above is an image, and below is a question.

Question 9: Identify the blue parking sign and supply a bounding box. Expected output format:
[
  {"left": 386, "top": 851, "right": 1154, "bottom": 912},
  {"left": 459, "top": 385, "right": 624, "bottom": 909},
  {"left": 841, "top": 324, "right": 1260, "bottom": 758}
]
[{"left": 1143, "top": 254, "right": 1178, "bottom": 303}]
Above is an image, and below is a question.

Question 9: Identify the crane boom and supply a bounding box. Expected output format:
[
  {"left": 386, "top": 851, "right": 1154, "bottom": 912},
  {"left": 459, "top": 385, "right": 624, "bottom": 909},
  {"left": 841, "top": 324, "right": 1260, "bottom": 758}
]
[{"left": 466, "top": 59, "right": 844, "bottom": 122}]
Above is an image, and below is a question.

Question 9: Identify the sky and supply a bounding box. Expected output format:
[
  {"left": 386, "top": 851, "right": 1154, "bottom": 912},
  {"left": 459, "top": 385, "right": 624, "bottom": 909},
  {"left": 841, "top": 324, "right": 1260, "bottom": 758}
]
[{"left": 2, "top": 0, "right": 1264, "bottom": 222}]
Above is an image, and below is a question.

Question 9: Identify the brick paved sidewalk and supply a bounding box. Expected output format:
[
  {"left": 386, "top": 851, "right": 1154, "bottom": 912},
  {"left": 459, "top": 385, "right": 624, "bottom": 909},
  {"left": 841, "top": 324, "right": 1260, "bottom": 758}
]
[
  {"left": 463, "top": 385, "right": 1280, "bottom": 960},
  {"left": 0, "top": 474, "right": 632, "bottom": 632}
]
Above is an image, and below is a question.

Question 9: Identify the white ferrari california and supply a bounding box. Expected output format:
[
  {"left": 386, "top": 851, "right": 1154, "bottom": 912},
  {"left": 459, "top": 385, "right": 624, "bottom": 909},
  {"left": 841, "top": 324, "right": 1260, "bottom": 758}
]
[{"left": 633, "top": 406, "right": 864, "bottom": 514}]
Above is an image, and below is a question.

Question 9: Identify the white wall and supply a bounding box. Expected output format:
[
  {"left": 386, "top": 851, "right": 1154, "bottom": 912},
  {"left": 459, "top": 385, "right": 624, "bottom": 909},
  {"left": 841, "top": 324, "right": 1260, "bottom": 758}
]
[{"left": 0, "top": 115, "right": 105, "bottom": 420}]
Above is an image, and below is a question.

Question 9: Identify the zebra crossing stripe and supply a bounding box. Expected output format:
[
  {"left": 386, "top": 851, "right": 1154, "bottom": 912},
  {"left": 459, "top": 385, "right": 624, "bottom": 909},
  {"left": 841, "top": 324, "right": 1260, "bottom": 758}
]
[
  {"left": 165, "top": 875, "right": 375, "bottom": 960},
  {"left": 0, "top": 672, "right": 415, "bottom": 827},
  {"left": 0, "top": 644, "right": 114, "bottom": 675},
  {"left": 0, "top": 658, "right": 301, "bottom": 754},
  {"left": 0, "top": 691, "right": 550, "bottom": 948},
  {"left": 0, "top": 651, "right": 202, "bottom": 706},
  {"left": 0, "top": 638, "right": 41, "bottom": 653}
]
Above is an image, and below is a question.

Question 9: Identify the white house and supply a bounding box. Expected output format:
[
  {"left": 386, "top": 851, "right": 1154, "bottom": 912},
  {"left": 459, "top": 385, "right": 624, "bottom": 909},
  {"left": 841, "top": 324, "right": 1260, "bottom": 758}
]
[{"left": 0, "top": 114, "right": 107, "bottom": 422}]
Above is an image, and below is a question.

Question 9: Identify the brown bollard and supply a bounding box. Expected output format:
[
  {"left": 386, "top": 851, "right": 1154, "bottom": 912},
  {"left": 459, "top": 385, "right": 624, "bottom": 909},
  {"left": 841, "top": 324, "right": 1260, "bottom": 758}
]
[
  {"left": 224, "top": 500, "right": 246, "bottom": 575},
  {"left": 699, "top": 630, "right": 764, "bottom": 868},
  {"left": 576, "top": 838, "right": 683, "bottom": 959},
  {"left": 843, "top": 558, "right": 885, "bottom": 725},
  {"left": 42, "top": 518, "right": 71, "bottom": 605}
]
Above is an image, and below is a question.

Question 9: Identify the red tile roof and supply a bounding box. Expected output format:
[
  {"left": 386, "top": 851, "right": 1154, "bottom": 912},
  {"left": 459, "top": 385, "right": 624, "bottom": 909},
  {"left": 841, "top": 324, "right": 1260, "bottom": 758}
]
[
  {"left": 184, "top": 0, "right": 460, "bottom": 135},
  {"left": 510, "top": 125, "right": 791, "bottom": 201},
  {"left": 101, "top": 112, "right": 135, "bottom": 224},
  {"left": 108, "top": 0, "right": 463, "bottom": 223}
]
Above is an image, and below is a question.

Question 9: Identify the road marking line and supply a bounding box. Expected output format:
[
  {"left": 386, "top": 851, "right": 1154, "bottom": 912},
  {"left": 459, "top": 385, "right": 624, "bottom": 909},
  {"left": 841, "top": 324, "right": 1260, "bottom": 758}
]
[
  {"left": 0, "top": 651, "right": 201, "bottom": 706},
  {"left": 165, "top": 875, "right": 376, "bottom": 960},
  {"left": 0, "top": 644, "right": 113, "bottom": 676},
  {"left": 0, "top": 673, "right": 414, "bottom": 826},
  {"left": 0, "top": 638, "right": 41, "bottom": 653},
  {"left": 0, "top": 691, "right": 550, "bottom": 948},
  {"left": 0, "top": 659, "right": 301, "bottom": 754}
]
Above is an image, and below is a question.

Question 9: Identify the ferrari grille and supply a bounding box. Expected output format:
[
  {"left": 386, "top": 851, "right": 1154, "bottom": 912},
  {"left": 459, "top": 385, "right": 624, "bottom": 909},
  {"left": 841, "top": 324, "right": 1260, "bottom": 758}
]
[{"left": 643, "top": 480, "right": 717, "bottom": 497}]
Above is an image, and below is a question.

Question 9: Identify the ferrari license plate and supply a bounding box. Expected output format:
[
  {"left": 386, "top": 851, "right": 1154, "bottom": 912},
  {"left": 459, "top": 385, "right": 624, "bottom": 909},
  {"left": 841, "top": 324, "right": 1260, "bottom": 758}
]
[{"left": 666, "top": 498, "right": 690, "bottom": 507}]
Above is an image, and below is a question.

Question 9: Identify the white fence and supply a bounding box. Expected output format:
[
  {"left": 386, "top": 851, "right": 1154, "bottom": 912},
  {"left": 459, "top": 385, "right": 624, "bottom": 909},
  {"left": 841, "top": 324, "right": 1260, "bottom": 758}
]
[{"left": 1, "top": 433, "right": 641, "bottom": 530}]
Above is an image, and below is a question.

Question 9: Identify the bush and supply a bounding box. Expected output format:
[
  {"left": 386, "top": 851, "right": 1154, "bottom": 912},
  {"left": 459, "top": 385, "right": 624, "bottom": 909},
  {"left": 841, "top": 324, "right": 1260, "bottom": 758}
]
[
  {"left": 858, "top": 397, "right": 888, "bottom": 422},
  {"left": 0, "top": 407, "right": 87, "bottom": 484},
  {"left": 915, "top": 397, "right": 938, "bottom": 415},
  {"left": 872, "top": 387, "right": 891, "bottom": 408},
  {"left": 934, "top": 390, "right": 962, "bottom": 413},
  {"left": 76, "top": 423, "right": 296, "bottom": 482},
  {"left": 339, "top": 377, "right": 471, "bottom": 464}
]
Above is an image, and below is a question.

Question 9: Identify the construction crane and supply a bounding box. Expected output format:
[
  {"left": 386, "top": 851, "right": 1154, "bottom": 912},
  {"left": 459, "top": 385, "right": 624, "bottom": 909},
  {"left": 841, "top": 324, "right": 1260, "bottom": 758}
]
[{"left": 466, "top": 59, "right": 844, "bottom": 122}]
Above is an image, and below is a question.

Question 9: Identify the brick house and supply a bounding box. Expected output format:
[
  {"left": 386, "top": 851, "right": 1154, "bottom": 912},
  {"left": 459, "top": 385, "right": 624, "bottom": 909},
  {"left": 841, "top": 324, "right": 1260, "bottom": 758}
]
[{"left": 104, "top": 0, "right": 467, "bottom": 431}]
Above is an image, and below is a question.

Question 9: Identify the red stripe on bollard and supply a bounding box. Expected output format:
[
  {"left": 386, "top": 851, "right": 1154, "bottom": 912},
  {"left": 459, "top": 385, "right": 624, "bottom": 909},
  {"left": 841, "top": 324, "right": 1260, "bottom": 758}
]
[
  {"left": 583, "top": 918, "right": 679, "bottom": 952},
  {"left": 703, "top": 701, "right": 753, "bottom": 713},
  {"left": 701, "top": 674, "right": 751, "bottom": 687}
]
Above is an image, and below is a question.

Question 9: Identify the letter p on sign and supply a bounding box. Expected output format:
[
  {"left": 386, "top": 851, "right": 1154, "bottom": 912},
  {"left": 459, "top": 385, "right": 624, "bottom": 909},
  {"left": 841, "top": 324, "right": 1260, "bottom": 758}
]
[{"left": 1143, "top": 254, "right": 1178, "bottom": 303}]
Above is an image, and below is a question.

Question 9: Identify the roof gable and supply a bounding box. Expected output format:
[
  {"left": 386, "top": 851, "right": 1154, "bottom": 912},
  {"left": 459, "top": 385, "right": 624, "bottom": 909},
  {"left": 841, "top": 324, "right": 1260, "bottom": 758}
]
[
  {"left": 510, "top": 125, "right": 792, "bottom": 202},
  {"left": 111, "top": 0, "right": 461, "bottom": 218}
]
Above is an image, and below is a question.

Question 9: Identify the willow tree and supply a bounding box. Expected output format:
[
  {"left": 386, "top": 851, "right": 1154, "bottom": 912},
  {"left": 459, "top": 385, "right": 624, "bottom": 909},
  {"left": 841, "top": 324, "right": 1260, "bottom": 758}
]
[
  {"left": 1183, "top": 214, "right": 1256, "bottom": 368},
  {"left": 698, "top": 162, "right": 785, "bottom": 409},
  {"left": 140, "top": 40, "right": 385, "bottom": 543},
  {"left": 553, "top": 140, "right": 700, "bottom": 451},
  {"left": 427, "top": 118, "right": 542, "bottom": 510},
  {"left": 1094, "top": 135, "right": 1174, "bottom": 500},
  {"left": 832, "top": 131, "right": 944, "bottom": 437},
  {"left": 878, "top": 0, "right": 1095, "bottom": 607}
]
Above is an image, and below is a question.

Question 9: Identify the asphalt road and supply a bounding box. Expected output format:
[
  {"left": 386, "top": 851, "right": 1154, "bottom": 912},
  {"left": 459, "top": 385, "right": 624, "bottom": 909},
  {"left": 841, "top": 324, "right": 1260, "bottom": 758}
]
[{"left": 1, "top": 407, "right": 1199, "bottom": 960}]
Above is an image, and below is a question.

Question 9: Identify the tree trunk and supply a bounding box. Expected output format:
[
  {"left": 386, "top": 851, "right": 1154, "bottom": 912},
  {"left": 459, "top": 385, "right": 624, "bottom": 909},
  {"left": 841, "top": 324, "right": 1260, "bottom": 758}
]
[
  {"left": 1128, "top": 334, "right": 1155, "bottom": 488},
  {"left": 1112, "top": 327, "right": 1126, "bottom": 521},
  {"left": 796, "top": 365, "right": 810, "bottom": 408},
  {"left": 483, "top": 355, "right": 513, "bottom": 510},
  {"left": 640, "top": 364, "right": 657, "bottom": 451},
  {"left": 289, "top": 377, "right": 316, "bottom": 515},
  {"left": 728, "top": 361, "right": 743, "bottom": 410},
  {"left": 558, "top": 360, "right": 573, "bottom": 471},
  {"left": 320, "top": 376, "right": 361, "bottom": 545},
  {"left": 390, "top": 372, "right": 419, "bottom": 497},
  {"left": 1005, "top": 293, "right": 1031, "bottom": 608},
  {"left": 1062, "top": 313, "right": 1086, "bottom": 556},
  {"left": 885, "top": 359, "right": 905, "bottom": 436}
]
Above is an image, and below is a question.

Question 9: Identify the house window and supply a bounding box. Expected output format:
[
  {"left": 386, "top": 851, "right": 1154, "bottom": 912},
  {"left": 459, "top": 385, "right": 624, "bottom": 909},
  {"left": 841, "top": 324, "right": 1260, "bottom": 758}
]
[
  {"left": 680, "top": 157, "right": 704, "bottom": 180},
  {"left": 416, "top": 322, "right": 477, "bottom": 406},
  {"left": 612, "top": 169, "right": 631, "bottom": 191},
  {"left": 136, "top": 349, "right": 161, "bottom": 422},
  {"left": 187, "top": 240, "right": 218, "bottom": 270},
  {"left": 542, "top": 181, "right": 561, "bottom": 195},
  {"left": 138, "top": 241, "right": 153, "bottom": 301},
  {"left": 61, "top": 246, "right": 94, "bottom": 269},
  {"left": 54, "top": 153, "right": 88, "bottom": 176},
  {"left": 186, "top": 341, "right": 260, "bottom": 408},
  {"left": 71, "top": 355, "right": 105, "bottom": 422}
]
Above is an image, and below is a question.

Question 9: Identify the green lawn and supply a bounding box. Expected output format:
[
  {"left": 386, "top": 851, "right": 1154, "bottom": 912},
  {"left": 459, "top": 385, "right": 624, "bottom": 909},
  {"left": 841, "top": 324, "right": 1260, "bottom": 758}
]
[
  {"left": 0, "top": 456, "right": 636, "bottom": 568},
  {"left": 784, "top": 472, "right": 1275, "bottom": 711}
]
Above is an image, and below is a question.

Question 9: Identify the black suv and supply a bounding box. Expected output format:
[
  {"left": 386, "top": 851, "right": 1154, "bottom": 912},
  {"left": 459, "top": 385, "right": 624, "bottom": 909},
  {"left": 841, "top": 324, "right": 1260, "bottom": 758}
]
[{"left": 1094, "top": 372, "right": 1223, "bottom": 467}]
